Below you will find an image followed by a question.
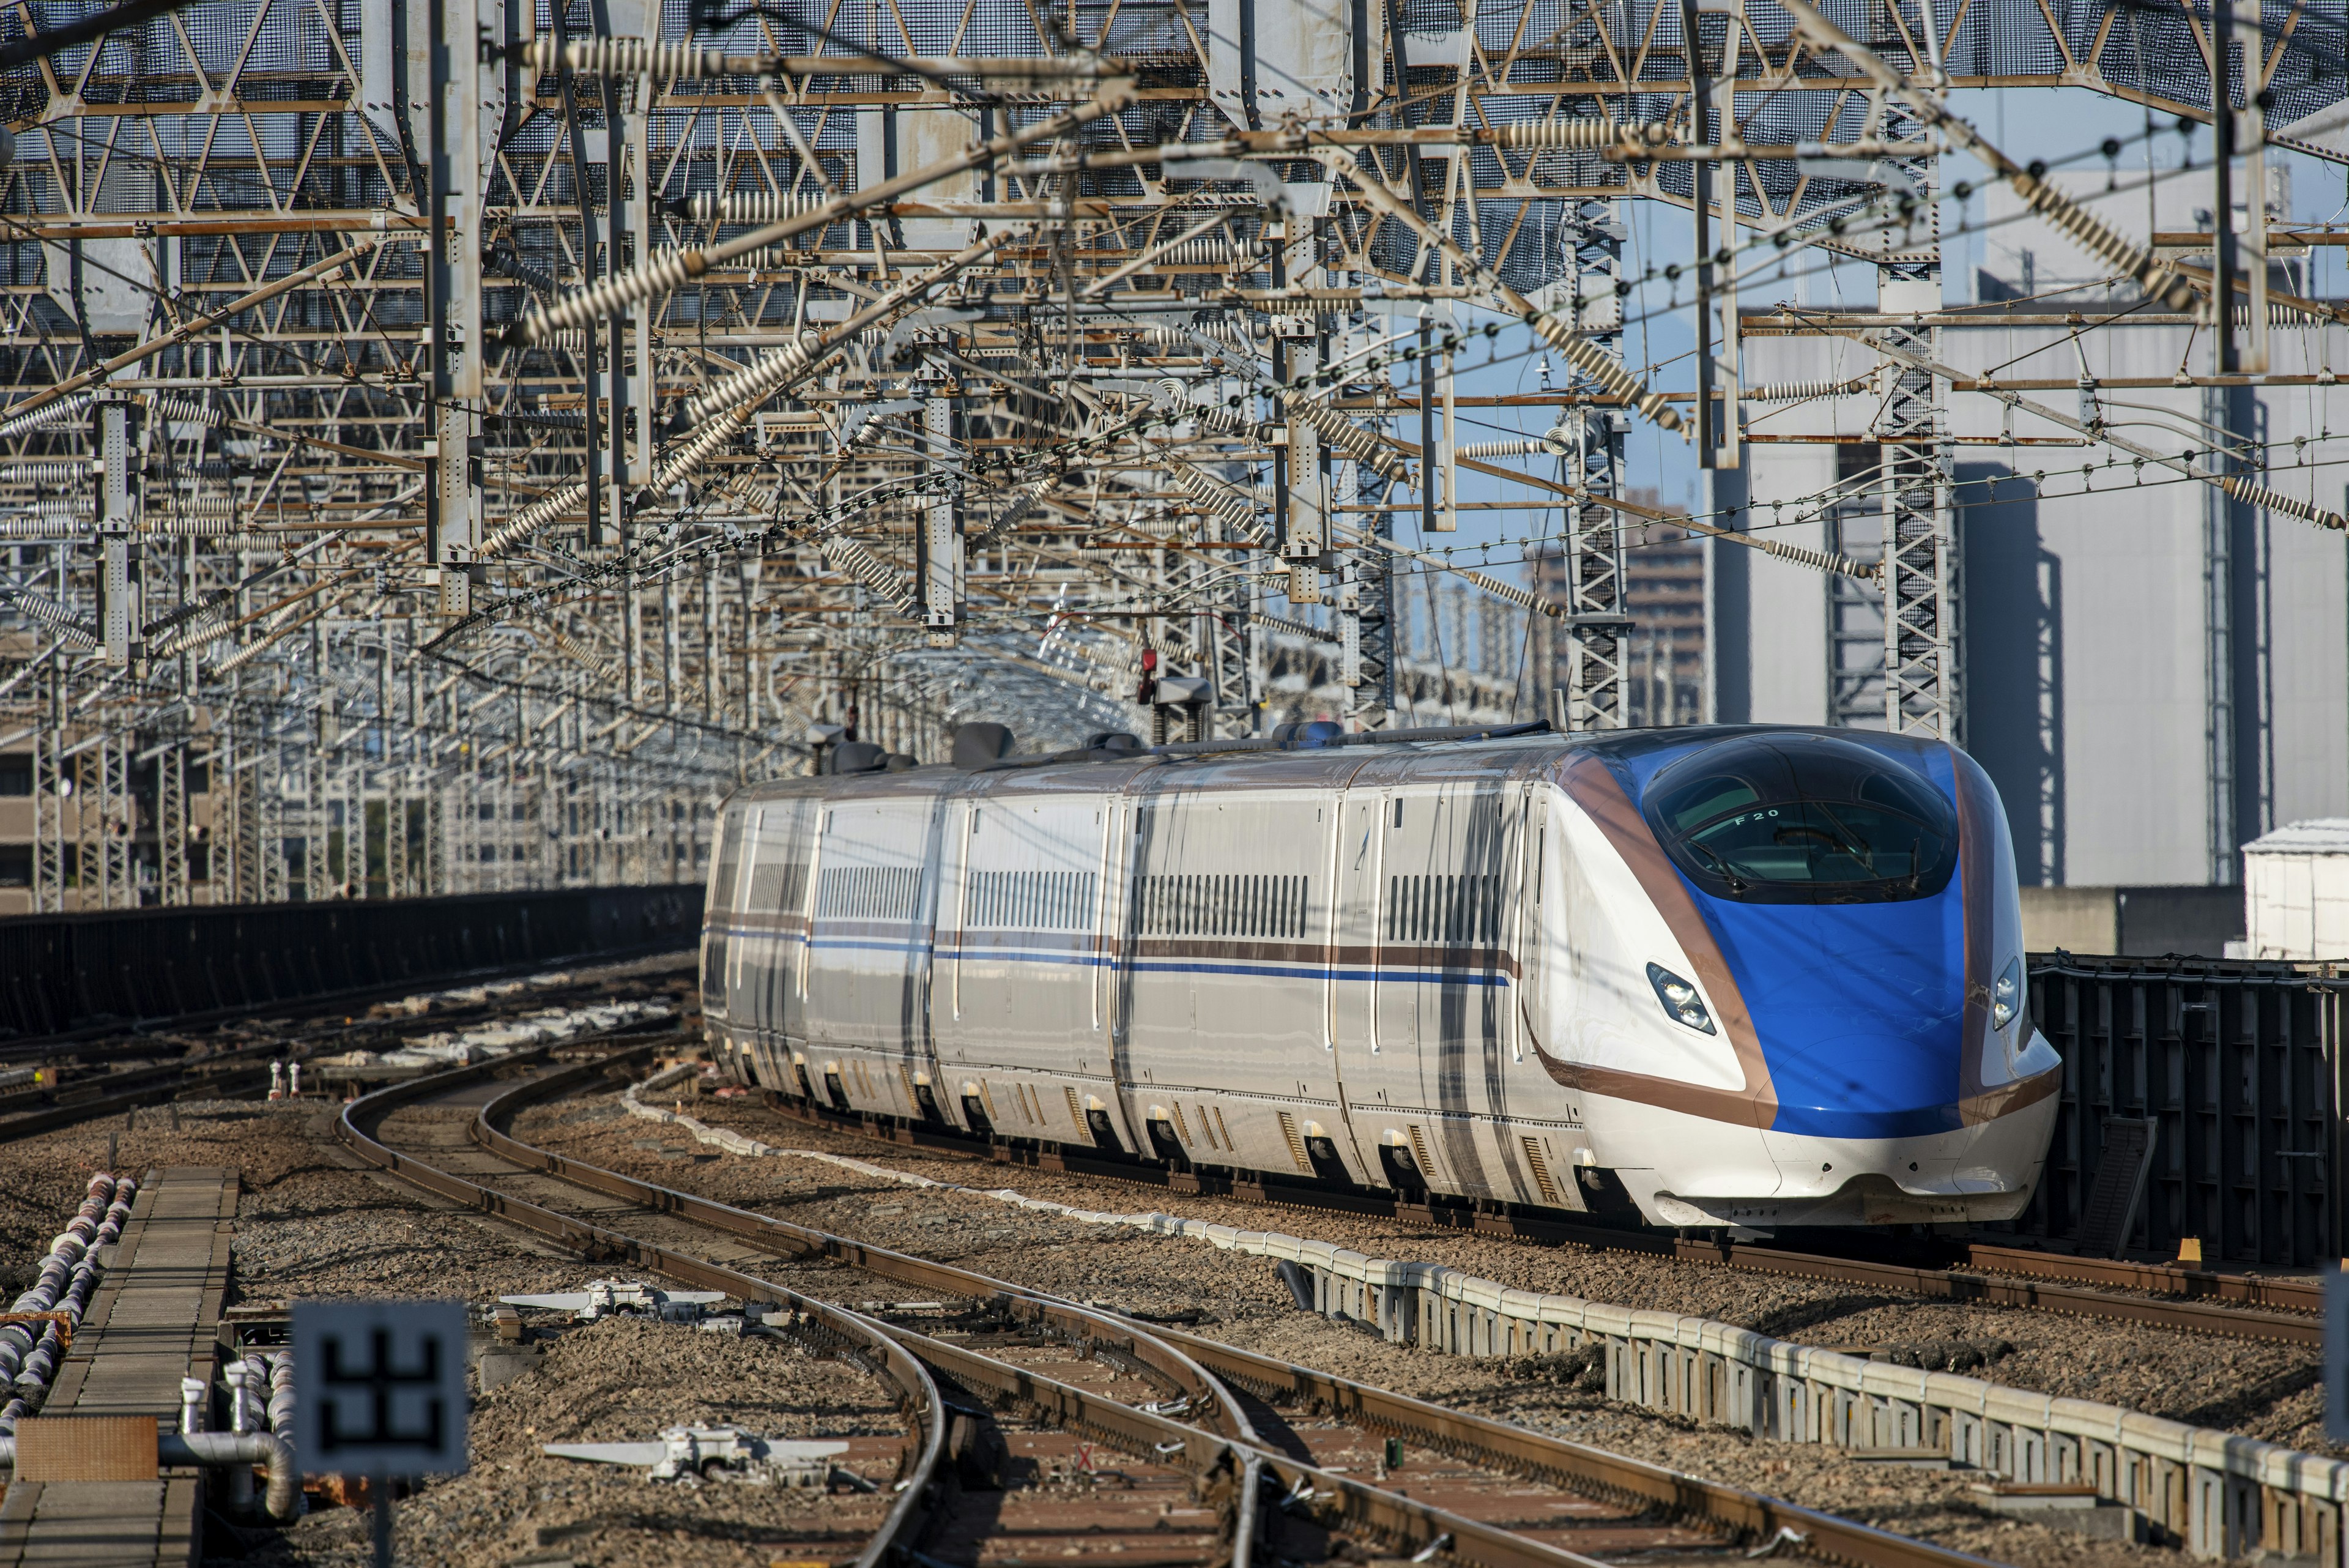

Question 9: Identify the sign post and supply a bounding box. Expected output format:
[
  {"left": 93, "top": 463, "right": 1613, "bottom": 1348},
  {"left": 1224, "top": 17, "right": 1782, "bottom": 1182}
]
[{"left": 291, "top": 1301, "right": 471, "bottom": 1567}]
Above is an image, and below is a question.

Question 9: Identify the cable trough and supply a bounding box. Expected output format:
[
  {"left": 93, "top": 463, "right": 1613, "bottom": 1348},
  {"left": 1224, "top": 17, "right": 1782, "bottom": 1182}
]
[{"left": 333, "top": 1044, "right": 2005, "bottom": 1568}]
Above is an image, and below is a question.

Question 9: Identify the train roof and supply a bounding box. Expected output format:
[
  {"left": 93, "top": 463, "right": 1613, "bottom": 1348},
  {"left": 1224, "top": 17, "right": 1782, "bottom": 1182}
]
[{"left": 722, "top": 723, "right": 1968, "bottom": 809}]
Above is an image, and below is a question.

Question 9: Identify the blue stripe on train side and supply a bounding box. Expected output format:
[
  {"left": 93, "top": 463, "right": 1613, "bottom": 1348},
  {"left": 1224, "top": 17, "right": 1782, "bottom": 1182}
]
[
  {"left": 762, "top": 926, "right": 1512, "bottom": 989},
  {"left": 1619, "top": 738, "right": 1971, "bottom": 1141}
]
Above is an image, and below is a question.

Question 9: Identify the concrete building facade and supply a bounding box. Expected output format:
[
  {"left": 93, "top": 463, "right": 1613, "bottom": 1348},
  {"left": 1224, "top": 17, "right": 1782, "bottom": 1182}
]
[{"left": 1709, "top": 174, "right": 2349, "bottom": 889}]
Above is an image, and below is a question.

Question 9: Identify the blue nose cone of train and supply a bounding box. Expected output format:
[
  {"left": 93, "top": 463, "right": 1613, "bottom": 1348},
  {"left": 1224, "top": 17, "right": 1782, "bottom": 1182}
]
[
  {"left": 1699, "top": 894, "right": 1968, "bottom": 1139},
  {"left": 1625, "top": 739, "right": 1976, "bottom": 1141}
]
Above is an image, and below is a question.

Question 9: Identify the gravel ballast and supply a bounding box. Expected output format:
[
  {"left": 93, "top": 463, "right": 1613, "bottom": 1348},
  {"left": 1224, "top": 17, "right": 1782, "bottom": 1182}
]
[{"left": 0, "top": 1042, "right": 2295, "bottom": 1568}]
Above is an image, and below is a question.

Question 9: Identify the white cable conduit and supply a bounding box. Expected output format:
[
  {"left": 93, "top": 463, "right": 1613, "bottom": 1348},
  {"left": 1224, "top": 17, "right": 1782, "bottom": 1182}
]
[{"left": 0, "top": 1176, "right": 136, "bottom": 1431}]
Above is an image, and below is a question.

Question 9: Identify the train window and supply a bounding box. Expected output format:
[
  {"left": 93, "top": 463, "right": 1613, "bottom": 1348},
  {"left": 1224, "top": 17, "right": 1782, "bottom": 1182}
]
[
  {"left": 1392, "top": 798, "right": 1403, "bottom": 828},
  {"left": 1642, "top": 734, "right": 1959, "bottom": 904}
]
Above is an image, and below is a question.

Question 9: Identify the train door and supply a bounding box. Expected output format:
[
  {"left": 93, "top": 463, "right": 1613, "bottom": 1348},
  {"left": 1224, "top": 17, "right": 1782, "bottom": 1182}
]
[
  {"left": 701, "top": 807, "right": 747, "bottom": 1028},
  {"left": 1373, "top": 776, "right": 1523, "bottom": 1198},
  {"left": 804, "top": 792, "right": 949, "bottom": 1120},
  {"left": 1118, "top": 769, "right": 1356, "bottom": 1180},
  {"left": 700, "top": 805, "right": 749, "bottom": 1081},
  {"left": 729, "top": 799, "right": 812, "bottom": 1088},
  {"left": 1514, "top": 781, "right": 1551, "bottom": 1058},
  {"left": 943, "top": 799, "right": 976, "bottom": 1058},
  {"left": 1328, "top": 783, "right": 1382, "bottom": 1079}
]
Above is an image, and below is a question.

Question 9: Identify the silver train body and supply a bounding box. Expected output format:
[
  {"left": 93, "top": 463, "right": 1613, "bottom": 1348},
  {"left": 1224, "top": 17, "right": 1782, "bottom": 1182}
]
[{"left": 700, "top": 726, "right": 2061, "bottom": 1228}]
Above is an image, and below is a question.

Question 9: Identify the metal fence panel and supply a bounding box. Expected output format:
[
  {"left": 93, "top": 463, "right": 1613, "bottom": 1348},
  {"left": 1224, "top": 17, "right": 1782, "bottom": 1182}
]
[
  {"left": 2006, "top": 956, "right": 2343, "bottom": 1266},
  {"left": 0, "top": 885, "right": 702, "bottom": 1041}
]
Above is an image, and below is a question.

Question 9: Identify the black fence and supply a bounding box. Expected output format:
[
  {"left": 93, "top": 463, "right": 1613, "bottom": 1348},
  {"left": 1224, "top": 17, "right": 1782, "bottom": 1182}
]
[
  {"left": 0, "top": 884, "right": 704, "bottom": 1042},
  {"left": 2003, "top": 954, "right": 2348, "bottom": 1266}
]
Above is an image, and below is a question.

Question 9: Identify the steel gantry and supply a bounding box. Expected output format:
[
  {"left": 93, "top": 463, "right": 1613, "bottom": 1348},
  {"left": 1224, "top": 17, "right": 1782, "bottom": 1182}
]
[{"left": 0, "top": 0, "right": 2340, "bottom": 908}]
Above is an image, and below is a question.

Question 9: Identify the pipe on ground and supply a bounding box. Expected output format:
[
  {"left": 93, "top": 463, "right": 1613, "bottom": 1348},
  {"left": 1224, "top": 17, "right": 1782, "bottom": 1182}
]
[{"left": 0, "top": 1429, "right": 300, "bottom": 1521}]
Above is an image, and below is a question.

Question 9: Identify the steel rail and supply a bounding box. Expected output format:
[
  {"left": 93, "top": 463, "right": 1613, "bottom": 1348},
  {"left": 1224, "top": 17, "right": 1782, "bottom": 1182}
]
[
  {"left": 445, "top": 1055, "right": 1679, "bottom": 1567},
  {"left": 472, "top": 1057, "right": 2006, "bottom": 1568},
  {"left": 370, "top": 1046, "right": 1620, "bottom": 1568},
  {"left": 474, "top": 1050, "right": 1264, "bottom": 1447},
  {"left": 1139, "top": 1321, "right": 1998, "bottom": 1568},
  {"left": 333, "top": 1047, "right": 948, "bottom": 1568},
  {"left": 755, "top": 1094, "right": 2326, "bottom": 1345}
]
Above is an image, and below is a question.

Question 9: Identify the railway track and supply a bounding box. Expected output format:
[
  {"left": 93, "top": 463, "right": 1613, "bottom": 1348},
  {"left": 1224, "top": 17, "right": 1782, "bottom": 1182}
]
[
  {"left": 751, "top": 1093, "right": 2328, "bottom": 1347},
  {"left": 336, "top": 1042, "right": 2004, "bottom": 1568},
  {"left": 0, "top": 955, "right": 692, "bottom": 1143}
]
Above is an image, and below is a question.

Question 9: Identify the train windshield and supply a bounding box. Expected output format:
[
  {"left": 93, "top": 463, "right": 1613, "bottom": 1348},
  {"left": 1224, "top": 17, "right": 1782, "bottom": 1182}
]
[{"left": 1640, "top": 735, "right": 1958, "bottom": 904}]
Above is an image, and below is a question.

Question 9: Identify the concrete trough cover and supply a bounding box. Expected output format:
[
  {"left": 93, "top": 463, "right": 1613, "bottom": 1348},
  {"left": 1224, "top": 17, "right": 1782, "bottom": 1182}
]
[
  {"left": 1973, "top": 1482, "right": 2147, "bottom": 1542},
  {"left": 1841, "top": 1446, "right": 1954, "bottom": 1469}
]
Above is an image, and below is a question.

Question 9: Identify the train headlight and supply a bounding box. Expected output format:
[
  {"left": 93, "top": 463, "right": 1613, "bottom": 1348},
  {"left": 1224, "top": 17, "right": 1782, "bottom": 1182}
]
[
  {"left": 1646, "top": 962, "right": 1716, "bottom": 1035},
  {"left": 1991, "top": 957, "right": 2022, "bottom": 1031}
]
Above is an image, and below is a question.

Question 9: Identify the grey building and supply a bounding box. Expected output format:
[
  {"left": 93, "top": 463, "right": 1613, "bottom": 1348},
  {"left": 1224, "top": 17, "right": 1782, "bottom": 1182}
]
[{"left": 1708, "top": 171, "right": 2349, "bottom": 889}]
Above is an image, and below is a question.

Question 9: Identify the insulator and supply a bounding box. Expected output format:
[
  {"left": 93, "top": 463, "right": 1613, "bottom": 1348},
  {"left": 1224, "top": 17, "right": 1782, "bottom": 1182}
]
[
  {"left": 1453, "top": 439, "right": 1567, "bottom": 459},
  {"left": 1140, "top": 320, "right": 1252, "bottom": 349},
  {"left": 1278, "top": 390, "right": 1409, "bottom": 481},
  {"left": 683, "top": 191, "right": 833, "bottom": 225},
  {"left": 2221, "top": 476, "right": 2349, "bottom": 532},
  {"left": 527, "top": 37, "right": 746, "bottom": 80},
  {"left": 711, "top": 245, "right": 817, "bottom": 270},
  {"left": 0, "top": 497, "right": 95, "bottom": 520},
  {"left": 147, "top": 529, "right": 299, "bottom": 549},
  {"left": 513, "top": 248, "right": 702, "bottom": 346},
  {"left": 1485, "top": 119, "right": 1668, "bottom": 150},
  {"left": 1170, "top": 463, "right": 1267, "bottom": 544},
  {"left": 1743, "top": 378, "right": 1871, "bottom": 403},
  {"left": 484, "top": 408, "right": 587, "bottom": 433},
  {"left": 481, "top": 480, "right": 587, "bottom": 557},
  {"left": 651, "top": 411, "right": 744, "bottom": 489},
  {"left": 0, "top": 393, "right": 92, "bottom": 442},
  {"left": 144, "top": 393, "right": 227, "bottom": 429},
  {"left": 148, "top": 497, "right": 245, "bottom": 530},
  {"left": 0, "top": 586, "right": 97, "bottom": 644},
  {"left": 0, "top": 461, "right": 88, "bottom": 485},
  {"left": 1527, "top": 313, "right": 1682, "bottom": 431},
  {"left": 0, "top": 515, "right": 90, "bottom": 540},
  {"left": 686, "top": 333, "right": 826, "bottom": 426},
  {"left": 818, "top": 532, "right": 918, "bottom": 614},
  {"left": 484, "top": 243, "right": 560, "bottom": 294},
  {"left": 2008, "top": 169, "right": 2193, "bottom": 312},
  {"left": 1151, "top": 238, "right": 1263, "bottom": 267}
]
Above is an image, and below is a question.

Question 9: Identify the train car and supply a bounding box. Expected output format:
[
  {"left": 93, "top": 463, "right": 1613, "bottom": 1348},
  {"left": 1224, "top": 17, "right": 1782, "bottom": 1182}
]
[{"left": 699, "top": 724, "right": 2060, "bottom": 1230}]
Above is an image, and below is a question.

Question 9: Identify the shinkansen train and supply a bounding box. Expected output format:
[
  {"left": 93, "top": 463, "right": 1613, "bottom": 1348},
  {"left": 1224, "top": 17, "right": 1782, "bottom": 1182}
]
[{"left": 700, "top": 723, "right": 2060, "bottom": 1230}]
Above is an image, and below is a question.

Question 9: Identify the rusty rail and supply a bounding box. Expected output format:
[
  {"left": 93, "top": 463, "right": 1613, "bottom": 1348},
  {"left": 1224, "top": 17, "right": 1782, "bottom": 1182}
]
[
  {"left": 461, "top": 1053, "right": 2002, "bottom": 1568},
  {"left": 333, "top": 1044, "right": 946, "bottom": 1568}
]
